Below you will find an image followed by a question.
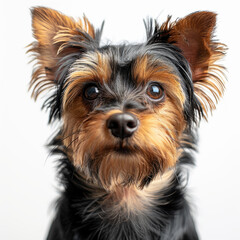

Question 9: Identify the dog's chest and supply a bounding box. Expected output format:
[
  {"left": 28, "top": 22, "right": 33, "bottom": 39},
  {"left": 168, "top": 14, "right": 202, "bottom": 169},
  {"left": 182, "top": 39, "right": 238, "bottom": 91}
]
[{"left": 73, "top": 173, "right": 174, "bottom": 239}]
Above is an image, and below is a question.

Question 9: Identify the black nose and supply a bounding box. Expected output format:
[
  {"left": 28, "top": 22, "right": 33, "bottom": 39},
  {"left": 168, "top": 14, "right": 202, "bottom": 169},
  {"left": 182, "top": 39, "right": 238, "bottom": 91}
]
[{"left": 107, "top": 113, "right": 139, "bottom": 139}]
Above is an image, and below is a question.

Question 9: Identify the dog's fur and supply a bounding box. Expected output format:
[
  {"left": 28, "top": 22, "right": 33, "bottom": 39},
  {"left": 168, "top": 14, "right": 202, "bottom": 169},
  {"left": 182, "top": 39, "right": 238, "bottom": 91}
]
[{"left": 28, "top": 7, "right": 226, "bottom": 240}]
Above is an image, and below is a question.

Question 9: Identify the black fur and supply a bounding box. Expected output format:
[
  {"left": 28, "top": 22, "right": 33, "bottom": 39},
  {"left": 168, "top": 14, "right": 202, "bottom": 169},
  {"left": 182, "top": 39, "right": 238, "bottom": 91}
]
[{"left": 45, "top": 44, "right": 200, "bottom": 239}]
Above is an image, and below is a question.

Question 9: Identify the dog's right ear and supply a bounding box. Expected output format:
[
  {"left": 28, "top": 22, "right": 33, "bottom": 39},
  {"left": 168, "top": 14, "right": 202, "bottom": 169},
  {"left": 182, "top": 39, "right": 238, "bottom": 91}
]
[{"left": 28, "top": 7, "right": 98, "bottom": 100}]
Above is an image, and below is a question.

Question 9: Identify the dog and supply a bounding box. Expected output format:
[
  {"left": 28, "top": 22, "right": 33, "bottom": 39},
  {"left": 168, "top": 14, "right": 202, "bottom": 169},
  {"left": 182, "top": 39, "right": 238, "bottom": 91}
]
[{"left": 28, "top": 7, "right": 226, "bottom": 240}]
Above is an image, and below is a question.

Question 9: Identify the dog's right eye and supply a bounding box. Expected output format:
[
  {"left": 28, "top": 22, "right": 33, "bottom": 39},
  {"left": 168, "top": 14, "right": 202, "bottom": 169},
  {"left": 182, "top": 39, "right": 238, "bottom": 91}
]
[{"left": 84, "top": 85, "right": 100, "bottom": 100}]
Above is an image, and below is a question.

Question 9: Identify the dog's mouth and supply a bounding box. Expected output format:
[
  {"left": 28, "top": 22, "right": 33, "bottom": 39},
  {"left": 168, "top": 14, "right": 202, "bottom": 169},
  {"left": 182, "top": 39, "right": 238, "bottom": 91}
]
[
  {"left": 97, "top": 144, "right": 136, "bottom": 156},
  {"left": 113, "top": 146, "right": 134, "bottom": 155},
  {"left": 111, "top": 139, "right": 139, "bottom": 155},
  {"left": 88, "top": 140, "right": 140, "bottom": 160}
]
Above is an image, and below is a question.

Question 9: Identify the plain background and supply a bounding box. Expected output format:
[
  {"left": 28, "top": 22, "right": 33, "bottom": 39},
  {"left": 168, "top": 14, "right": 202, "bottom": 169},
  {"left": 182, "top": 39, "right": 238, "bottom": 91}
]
[{"left": 0, "top": 0, "right": 239, "bottom": 239}]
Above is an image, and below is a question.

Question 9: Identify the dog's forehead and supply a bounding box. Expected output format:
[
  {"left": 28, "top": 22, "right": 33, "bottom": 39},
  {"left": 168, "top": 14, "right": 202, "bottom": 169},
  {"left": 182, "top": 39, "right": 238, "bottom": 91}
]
[
  {"left": 97, "top": 44, "right": 177, "bottom": 69},
  {"left": 69, "top": 44, "right": 180, "bottom": 85}
]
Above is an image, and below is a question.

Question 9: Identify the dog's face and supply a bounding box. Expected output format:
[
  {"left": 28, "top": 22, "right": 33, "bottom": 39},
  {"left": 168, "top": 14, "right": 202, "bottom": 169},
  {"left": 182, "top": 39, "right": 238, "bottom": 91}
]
[
  {"left": 62, "top": 46, "right": 187, "bottom": 189},
  {"left": 29, "top": 8, "right": 225, "bottom": 189}
]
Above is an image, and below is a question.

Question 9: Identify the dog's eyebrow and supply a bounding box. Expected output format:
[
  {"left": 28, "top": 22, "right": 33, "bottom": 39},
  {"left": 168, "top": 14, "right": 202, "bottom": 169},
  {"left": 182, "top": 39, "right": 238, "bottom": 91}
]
[
  {"left": 132, "top": 55, "right": 185, "bottom": 106},
  {"left": 133, "top": 55, "right": 173, "bottom": 82},
  {"left": 68, "top": 51, "right": 112, "bottom": 84},
  {"left": 62, "top": 51, "right": 112, "bottom": 109}
]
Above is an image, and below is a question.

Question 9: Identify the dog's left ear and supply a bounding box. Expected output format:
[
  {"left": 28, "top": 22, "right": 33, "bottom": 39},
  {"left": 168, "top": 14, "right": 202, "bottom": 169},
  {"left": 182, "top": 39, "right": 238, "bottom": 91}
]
[
  {"left": 149, "top": 12, "right": 226, "bottom": 118},
  {"left": 28, "top": 7, "right": 103, "bottom": 122},
  {"left": 28, "top": 7, "right": 99, "bottom": 100}
]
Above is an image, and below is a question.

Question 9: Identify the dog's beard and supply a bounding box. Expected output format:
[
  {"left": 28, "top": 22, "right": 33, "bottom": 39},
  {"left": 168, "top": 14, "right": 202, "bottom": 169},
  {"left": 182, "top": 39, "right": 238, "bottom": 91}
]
[{"left": 73, "top": 139, "right": 175, "bottom": 189}]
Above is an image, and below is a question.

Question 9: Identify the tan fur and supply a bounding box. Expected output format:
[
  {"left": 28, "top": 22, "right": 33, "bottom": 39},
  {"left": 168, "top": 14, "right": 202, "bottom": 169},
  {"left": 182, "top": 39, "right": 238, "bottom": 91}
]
[{"left": 100, "top": 170, "right": 174, "bottom": 218}]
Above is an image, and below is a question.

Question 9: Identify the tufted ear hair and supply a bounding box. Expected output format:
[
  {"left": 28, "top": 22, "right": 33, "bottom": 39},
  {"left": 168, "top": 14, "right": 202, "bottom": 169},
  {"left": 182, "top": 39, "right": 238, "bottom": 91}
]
[
  {"left": 147, "top": 11, "right": 226, "bottom": 118},
  {"left": 28, "top": 7, "right": 101, "bottom": 100},
  {"left": 28, "top": 7, "right": 104, "bottom": 122}
]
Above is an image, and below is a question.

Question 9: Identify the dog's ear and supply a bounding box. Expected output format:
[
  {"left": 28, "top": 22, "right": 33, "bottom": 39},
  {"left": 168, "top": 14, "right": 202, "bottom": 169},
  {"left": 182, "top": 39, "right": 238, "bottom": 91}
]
[
  {"left": 148, "top": 12, "right": 226, "bottom": 118},
  {"left": 28, "top": 7, "right": 98, "bottom": 100}
]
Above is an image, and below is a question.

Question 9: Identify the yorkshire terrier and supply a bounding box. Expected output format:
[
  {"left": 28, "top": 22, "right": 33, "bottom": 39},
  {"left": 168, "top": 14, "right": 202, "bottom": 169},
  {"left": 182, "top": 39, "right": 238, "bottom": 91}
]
[{"left": 28, "top": 7, "right": 226, "bottom": 240}]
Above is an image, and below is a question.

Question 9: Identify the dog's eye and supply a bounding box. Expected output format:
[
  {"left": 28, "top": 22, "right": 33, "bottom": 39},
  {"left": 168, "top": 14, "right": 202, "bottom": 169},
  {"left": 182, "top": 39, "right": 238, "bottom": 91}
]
[
  {"left": 84, "top": 84, "right": 100, "bottom": 100},
  {"left": 146, "top": 83, "right": 164, "bottom": 101}
]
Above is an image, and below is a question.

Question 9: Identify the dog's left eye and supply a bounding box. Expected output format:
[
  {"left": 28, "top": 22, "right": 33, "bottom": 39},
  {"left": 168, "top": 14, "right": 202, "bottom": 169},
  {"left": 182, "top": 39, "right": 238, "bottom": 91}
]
[
  {"left": 146, "top": 83, "right": 164, "bottom": 101},
  {"left": 84, "top": 84, "right": 100, "bottom": 100}
]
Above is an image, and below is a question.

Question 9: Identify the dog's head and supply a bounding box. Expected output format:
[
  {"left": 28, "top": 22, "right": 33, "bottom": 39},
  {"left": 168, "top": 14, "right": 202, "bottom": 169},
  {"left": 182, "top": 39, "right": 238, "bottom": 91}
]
[{"left": 28, "top": 7, "right": 226, "bottom": 189}]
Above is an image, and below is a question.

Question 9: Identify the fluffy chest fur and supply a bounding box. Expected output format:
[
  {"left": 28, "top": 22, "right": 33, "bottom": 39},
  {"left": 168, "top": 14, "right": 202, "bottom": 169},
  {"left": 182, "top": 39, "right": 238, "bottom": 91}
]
[{"left": 50, "top": 156, "right": 194, "bottom": 240}]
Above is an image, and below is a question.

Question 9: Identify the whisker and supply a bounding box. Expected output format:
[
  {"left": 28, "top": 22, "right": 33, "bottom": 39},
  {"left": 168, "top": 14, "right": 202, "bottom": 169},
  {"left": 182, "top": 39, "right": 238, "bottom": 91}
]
[
  {"left": 61, "top": 129, "right": 82, "bottom": 141},
  {"left": 66, "top": 136, "right": 80, "bottom": 149}
]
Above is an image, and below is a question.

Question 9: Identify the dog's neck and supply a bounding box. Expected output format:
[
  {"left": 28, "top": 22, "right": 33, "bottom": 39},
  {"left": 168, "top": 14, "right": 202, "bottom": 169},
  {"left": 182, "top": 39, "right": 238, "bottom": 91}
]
[
  {"left": 99, "top": 170, "right": 174, "bottom": 216},
  {"left": 73, "top": 169, "right": 175, "bottom": 224}
]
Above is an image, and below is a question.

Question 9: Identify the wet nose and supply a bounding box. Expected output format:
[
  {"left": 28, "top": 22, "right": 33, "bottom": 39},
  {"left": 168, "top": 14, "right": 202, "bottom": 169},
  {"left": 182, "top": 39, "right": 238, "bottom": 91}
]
[{"left": 107, "top": 113, "right": 138, "bottom": 139}]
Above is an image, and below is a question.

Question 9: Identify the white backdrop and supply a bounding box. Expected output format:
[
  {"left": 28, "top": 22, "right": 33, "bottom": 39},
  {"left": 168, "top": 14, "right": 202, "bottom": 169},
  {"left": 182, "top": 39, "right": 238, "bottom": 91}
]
[{"left": 0, "top": 0, "right": 239, "bottom": 239}]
